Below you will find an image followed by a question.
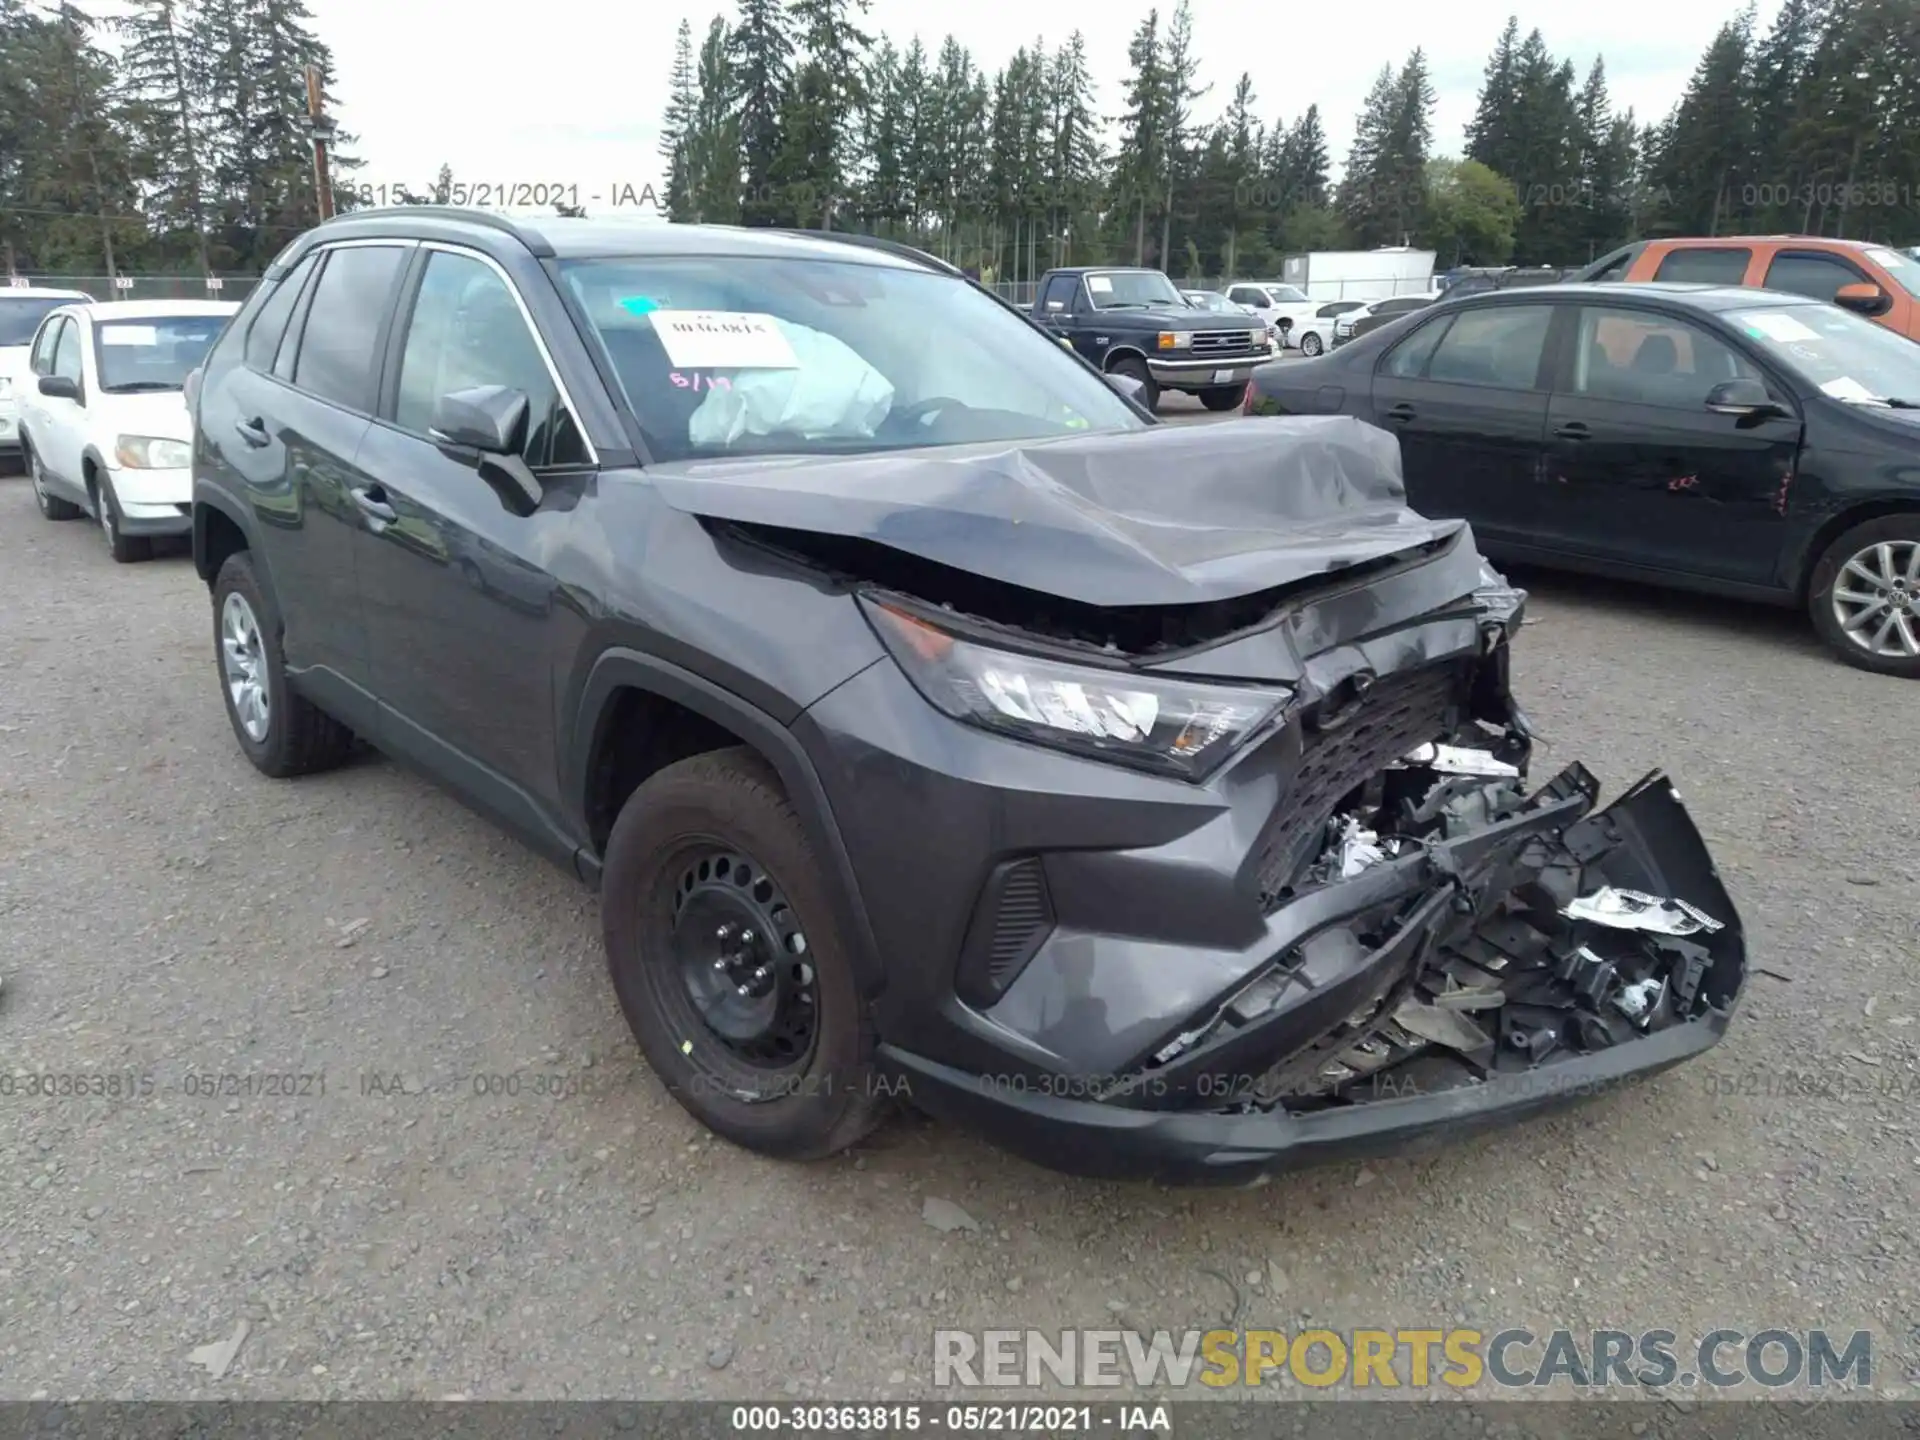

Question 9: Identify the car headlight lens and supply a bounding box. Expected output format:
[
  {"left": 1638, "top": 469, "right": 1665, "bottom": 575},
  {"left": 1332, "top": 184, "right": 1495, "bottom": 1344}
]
[
  {"left": 115, "top": 435, "right": 192, "bottom": 468},
  {"left": 1248, "top": 329, "right": 1265, "bottom": 346},
  {"left": 1155, "top": 331, "right": 1193, "bottom": 350},
  {"left": 862, "top": 598, "right": 1289, "bottom": 780}
]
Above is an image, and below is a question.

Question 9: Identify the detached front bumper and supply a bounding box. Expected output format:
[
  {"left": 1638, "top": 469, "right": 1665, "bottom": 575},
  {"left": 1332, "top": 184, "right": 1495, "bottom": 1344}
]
[{"left": 880, "top": 769, "right": 1743, "bottom": 1184}]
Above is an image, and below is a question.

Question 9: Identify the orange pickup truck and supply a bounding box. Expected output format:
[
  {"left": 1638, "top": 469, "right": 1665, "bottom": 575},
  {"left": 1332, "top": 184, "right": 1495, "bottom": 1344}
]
[{"left": 1571, "top": 236, "right": 1920, "bottom": 341}]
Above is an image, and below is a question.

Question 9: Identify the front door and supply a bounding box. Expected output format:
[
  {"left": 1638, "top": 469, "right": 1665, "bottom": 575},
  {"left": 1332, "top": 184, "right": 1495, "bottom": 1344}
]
[
  {"left": 353, "top": 245, "right": 594, "bottom": 845},
  {"left": 1537, "top": 304, "right": 1802, "bottom": 585},
  {"left": 1368, "top": 302, "right": 1555, "bottom": 544}
]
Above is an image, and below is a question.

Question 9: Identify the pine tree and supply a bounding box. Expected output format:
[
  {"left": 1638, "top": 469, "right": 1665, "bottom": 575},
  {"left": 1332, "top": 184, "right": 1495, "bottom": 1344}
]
[
  {"left": 859, "top": 37, "right": 904, "bottom": 233},
  {"left": 1044, "top": 33, "right": 1100, "bottom": 266},
  {"left": 1111, "top": 9, "right": 1166, "bottom": 264},
  {"left": 1465, "top": 17, "right": 1521, "bottom": 179},
  {"left": 896, "top": 37, "right": 931, "bottom": 237},
  {"left": 1157, "top": 0, "right": 1209, "bottom": 274},
  {"left": 1745, "top": 0, "right": 1827, "bottom": 230},
  {"left": 114, "top": 0, "right": 212, "bottom": 272},
  {"left": 1286, "top": 105, "right": 1331, "bottom": 208},
  {"left": 1340, "top": 53, "right": 1432, "bottom": 249},
  {"left": 659, "top": 18, "right": 696, "bottom": 219},
  {"left": 1645, "top": 9, "right": 1756, "bottom": 236},
  {"left": 687, "top": 16, "right": 740, "bottom": 223},
  {"left": 775, "top": 0, "right": 872, "bottom": 226},
  {"left": 1337, "top": 64, "right": 1396, "bottom": 246},
  {"left": 729, "top": 0, "right": 794, "bottom": 223}
]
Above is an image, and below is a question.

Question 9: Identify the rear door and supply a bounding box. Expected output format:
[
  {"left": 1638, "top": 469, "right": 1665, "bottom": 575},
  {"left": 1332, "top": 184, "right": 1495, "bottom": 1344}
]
[
  {"left": 352, "top": 243, "right": 595, "bottom": 840},
  {"left": 1367, "top": 301, "right": 1554, "bottom": 542},
  {"left": 1537, "top": 302, "right": 1801, "bottom": 584},
  {"left": 199, "top": 242, "right": 410, "bottom": 730}
]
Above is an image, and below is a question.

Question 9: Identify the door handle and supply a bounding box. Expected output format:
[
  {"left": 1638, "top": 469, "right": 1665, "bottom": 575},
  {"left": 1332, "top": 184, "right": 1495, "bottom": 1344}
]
[
  {"left": 1553, "top": 421, "right": 1590, "bottom": 441},
  {"left": 233, "top": 416, "right": 270, "bottom": 448},
  {"left": 1385, "top": 402, "right": 1416, "bottom": 424},
  {"left": 351, "top": 486, "right": 397, "bottom": 524}
]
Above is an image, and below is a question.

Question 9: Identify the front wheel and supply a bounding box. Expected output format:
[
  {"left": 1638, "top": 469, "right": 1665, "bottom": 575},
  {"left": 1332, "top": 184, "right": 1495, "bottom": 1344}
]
[
  {"left": 601, "top": 748, "right": 883, "bottom": 1160},
  {"left": 94, "top": 474, "right": 152, "bottom": 563},
  {"left": 1299, "top": 331, "right": 1324, "bottom": 358},
  {"left": 1199, "top": 385, "right": 1244, "bottom": 412},
  {"left": 1108, "top": 355, "right": 1159, "bottom": 414},
  {"left": 1807, "top": 516, "right": 1920, "bottom": 677}
]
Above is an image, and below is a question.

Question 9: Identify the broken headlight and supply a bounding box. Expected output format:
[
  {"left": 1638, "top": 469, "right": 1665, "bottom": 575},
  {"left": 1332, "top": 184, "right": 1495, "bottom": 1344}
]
[{"left": 862, "top": 598, "right": 1289, "bottom": 780}]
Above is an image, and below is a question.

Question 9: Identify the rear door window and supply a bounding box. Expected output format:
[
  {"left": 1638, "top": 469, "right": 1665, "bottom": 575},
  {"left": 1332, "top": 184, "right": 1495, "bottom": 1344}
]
[
  {"left": 1763, "top": 251, "right": 1870, "bottom": 303},
  {"left": 1425, "top": 305, "right": 1553, "bottom": 389},
  {"left": 1380, "top": 316, "right": 1453, "bottom": 378},
  {"left": 289, "top": 245, "right": 409, "bottom": 412},
  {"left": 245, "top": 254, "right": 317, "bottom": 372},
  {"left": 1652, "top": 248, "right": 1752, "bottom": 286}
]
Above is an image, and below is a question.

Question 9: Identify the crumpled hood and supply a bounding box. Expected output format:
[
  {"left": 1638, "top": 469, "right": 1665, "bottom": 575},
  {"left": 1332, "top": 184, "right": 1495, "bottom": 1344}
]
[{"left": 646, "top": 416, "right": 1467, "bottom": 609}]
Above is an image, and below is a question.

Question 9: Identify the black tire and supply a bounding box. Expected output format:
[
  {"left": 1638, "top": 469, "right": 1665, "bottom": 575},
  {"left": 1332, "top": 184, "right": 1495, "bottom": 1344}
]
[
  {"left": 1109, "top": 354, "right": 1159, "bottom": 414},
  {"left": 211, "top": 550, "right": 356, "bottom": 776},
  {"left": 1807, "top": 513, "right": 1920, "bottom": 678},
  {"left": 1299, "top": 331, "right": 1324, "bottom": 358},
  {"left": 601, "top": 747, "right": 883, "bottom": 1160},
  {"left": 26, "top": 442, "right": 83, "bottom": 521},
  {"left": 93, "top": 472, "right": 152, "bottom": 563},
  {"left": 1199, "top": 385, "right": 1244, "bottom": 412}
]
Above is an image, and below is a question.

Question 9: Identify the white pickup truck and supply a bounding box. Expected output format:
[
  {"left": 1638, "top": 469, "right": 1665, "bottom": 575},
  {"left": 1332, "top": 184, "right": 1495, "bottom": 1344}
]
[{"left": 1222, "top": 281, "right": 1325, "bottom": 347}]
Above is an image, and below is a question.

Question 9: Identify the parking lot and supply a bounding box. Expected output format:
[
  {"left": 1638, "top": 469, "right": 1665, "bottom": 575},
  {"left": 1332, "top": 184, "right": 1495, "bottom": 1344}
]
[{"left": 1, "top": 424, "right": 1916, "bottom": 1402}]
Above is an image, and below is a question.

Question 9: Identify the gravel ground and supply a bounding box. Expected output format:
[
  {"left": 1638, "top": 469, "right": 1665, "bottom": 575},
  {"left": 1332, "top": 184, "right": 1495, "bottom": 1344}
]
[{"left": 0, "top": 446, "right": 1915, "bottom": 1406}]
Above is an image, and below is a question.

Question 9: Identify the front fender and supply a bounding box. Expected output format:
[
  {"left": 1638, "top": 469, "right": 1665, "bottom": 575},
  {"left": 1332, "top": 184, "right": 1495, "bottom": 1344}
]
[{"left": 565, "top": 646, "right": 888, "bottom": 999}]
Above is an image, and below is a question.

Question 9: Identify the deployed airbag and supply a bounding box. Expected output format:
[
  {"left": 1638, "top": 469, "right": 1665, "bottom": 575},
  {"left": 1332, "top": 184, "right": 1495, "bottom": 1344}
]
[
  {"left": 688, "top": 319, "right": 895, "bottom": 448},
  {"left": 647, "top": 416, "right": 1470, "bottom": 608}
]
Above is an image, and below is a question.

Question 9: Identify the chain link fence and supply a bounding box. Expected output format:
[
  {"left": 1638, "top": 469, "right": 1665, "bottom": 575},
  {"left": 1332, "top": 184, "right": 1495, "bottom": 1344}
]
[{"left": 5, "top": 273, "right": 261, "bottom": 303}]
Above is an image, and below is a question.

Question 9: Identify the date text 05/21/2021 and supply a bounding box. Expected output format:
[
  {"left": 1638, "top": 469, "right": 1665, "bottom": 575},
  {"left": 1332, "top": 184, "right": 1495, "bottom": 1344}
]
[{"left": 346, "top": 182, "right": 662, "bottom": 210}]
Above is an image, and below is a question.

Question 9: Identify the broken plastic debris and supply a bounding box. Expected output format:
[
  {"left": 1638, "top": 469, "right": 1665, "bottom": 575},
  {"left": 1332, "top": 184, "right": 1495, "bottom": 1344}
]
[
  {"left": 921, "top": 1197, "right": 980, "bottom": 1234},
  {"left": 1613, "top": 976, "right": 1666, "bottom": 1023},
  {"left": 1564, "top": 886, "right": 1722, "bottom": 936},
  {"left": 1400, "top": 743, "right": 1520, "bottom": 778},
  {"left": 1331, "top": 816, "right": 1387, "bottom": 877},
  {"left": 187, "top": 1319, "right": 251, "bottom": 1380}
]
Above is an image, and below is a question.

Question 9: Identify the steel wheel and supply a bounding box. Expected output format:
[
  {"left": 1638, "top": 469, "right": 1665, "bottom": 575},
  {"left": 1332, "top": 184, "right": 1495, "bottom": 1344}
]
[
  {"left": 1830, "top": 539, "right": 1920, "bottom": 660},
  {"left": 1300, "top": 331, "right": 1324, "bottom": 357},
  {"left": 220, "top": 590, "right": 271, "bottom": 742},
  {"left": 663, "top": 844, "right": 818, "bottom": 1094}
]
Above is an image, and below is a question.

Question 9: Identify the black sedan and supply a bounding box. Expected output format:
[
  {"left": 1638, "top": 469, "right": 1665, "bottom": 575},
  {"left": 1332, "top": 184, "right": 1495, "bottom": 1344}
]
[{"left": 1247, "top": 282, "right": 1920, "bottom": 676}]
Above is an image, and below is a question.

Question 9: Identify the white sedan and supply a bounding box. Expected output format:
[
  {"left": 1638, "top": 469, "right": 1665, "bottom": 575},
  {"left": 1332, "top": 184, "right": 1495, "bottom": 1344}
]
[
  {"left": 17, "top": 298, "right": 238, "bottom": 562},
  {"left": 1283, "top": 299, "right": 1378, "bottom": 357},
  {"left": 1223, "top": 281, "right": 1328, "bottom": 346}
]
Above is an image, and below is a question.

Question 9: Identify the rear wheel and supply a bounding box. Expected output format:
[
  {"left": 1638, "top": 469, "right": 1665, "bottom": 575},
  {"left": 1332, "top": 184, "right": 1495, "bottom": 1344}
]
[
  {"left": 1108, "top": 355, "right": 1159, "bottom": 414},
  {"left": 601, "top": 748, "right": 883, "bottom": 1160},
  {"left": 27, "top": 444, "right": 82, "bottom": 521},
  {"left": 1299, "top": 331, "right": 1324, "bottom": 358},
  {"left": 1808, "top": 515, "right": 1920, "bottom": 677},
  {"left": 1199, "top": 385, "right": 1244, "bottom": 412},
  {"left": 212, "top": 550, "right": 357, "bottom": 775}
]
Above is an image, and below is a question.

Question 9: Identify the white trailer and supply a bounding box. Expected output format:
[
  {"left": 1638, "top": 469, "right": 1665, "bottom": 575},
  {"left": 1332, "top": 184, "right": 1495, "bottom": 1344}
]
[{"left": 1280, "top": 247, "right": 1437, "bottom": 302}]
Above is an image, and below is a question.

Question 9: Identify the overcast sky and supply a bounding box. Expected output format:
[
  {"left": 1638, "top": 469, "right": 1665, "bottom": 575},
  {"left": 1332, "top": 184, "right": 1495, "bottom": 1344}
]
[{"left": 320, "top": 0, "right": 1768, "bottom": 214}]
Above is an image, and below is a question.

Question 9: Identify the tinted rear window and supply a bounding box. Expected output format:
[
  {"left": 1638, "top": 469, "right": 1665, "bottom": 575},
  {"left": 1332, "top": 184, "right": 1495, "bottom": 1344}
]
[
  {"left": 1653, "top": 248, "right": 1751, "bottom": 286},
  {"left": 290, "top": 246, "right": 408, "bottom": 411}
]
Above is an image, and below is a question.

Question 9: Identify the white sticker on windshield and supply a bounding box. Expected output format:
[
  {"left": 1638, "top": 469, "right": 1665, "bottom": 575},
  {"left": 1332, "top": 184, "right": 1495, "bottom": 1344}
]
[
  {"left": 650, "top": 311, "right": 798, "bottom": 370},
  {"left": 1741, "top": 311, "right": 1819, "bottom": 343},
  {"left": 100, "top": 325, "right": 158, "bottom": 346},
  {"left": 1087, "top": 275, "right": 1113, "bottom": 293},
  {"left": 1821, "top": 375, "right": 1877, "bottom": 402}
]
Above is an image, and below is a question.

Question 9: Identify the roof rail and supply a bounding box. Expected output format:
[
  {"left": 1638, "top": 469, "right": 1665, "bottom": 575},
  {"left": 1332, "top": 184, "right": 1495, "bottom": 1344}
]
[
  {"left": 319, "top": 205, "right": 554, "bottom": 257},
  {"left": 765, "top": 228, "right": 964, "bottom": 277}
]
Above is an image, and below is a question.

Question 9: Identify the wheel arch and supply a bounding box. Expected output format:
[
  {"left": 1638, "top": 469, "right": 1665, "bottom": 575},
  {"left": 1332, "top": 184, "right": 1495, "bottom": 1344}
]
[
  {"left": 1101, "top": 343, "right": 1151, "bottom": 372},
  {"left": 193, "top": 492, "right": 261, "bottom": 585},
  {"left": 569, "top": 648, "right": 886, "bottom": 998},
  {"left": 1791, "top": 498, "right": 1920, "bottom": 599},
  {"left": 80, "top": 445, "right": 109, "bottom": 498}
]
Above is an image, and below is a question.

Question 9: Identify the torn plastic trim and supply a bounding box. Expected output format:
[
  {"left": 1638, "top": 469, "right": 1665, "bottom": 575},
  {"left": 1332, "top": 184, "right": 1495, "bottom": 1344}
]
[{"left": 1108, "top": 765, "right": 1744, "bottom": 1115}]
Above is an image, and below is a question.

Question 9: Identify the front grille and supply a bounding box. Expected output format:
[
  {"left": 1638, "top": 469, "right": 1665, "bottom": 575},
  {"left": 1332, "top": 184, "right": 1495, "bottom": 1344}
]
[
  {"left": 1190, "top": 330, "right": 1259, "bottom": 356},
  {"left": 1253, "top": 663, "right": 1466, "bottom": 906}
]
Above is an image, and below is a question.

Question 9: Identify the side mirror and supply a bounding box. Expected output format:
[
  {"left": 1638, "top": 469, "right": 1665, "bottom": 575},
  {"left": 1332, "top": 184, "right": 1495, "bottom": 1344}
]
[
  {"left": 429, "top": 384, "right": 527, "bottom": 454},
  {"left": 429, "top": 385, "right": 543, "bottom": 516},
  {"left": 1835, "top": 282, "right": 1891, "bottom": 318},
  {"left": 38, "top": 374, "right": 80, "bottom": 401},
  {"left": 1705, "top": 378, "right": 1786, "bottom": 419},
  {"left": 1045, "top": 300, "right": 1065, "bottom": 312},
  {"left": 1106, "top": 371, "right": 1147, "bottom": 404}
]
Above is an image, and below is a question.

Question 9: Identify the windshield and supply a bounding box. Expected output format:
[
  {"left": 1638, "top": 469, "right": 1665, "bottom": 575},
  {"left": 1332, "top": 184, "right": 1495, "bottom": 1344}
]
[
  {"left": 560, "top": 257, "right": 1147, "bottom": 462},
  {"left": 1084, "top": 270, "right": 1184, "bottom": 310},
  {"left": 1268, "top": 284, "right": 1309, "bottom": 303},
  {"left": 0, "top": 298, "right": 71, "bottom": 348},
  {"left": 1863, "top": 247, "right": 1920, "bottom": 298},
  {"left": 94, "top": 313, "right": 230, "bottom": 392},
  {"left": 1185, "top": 291, "right": 1232, "bottom": 312},
  {"left": 1729, "top": 303, "right": 1920, "bottom": 405}
]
